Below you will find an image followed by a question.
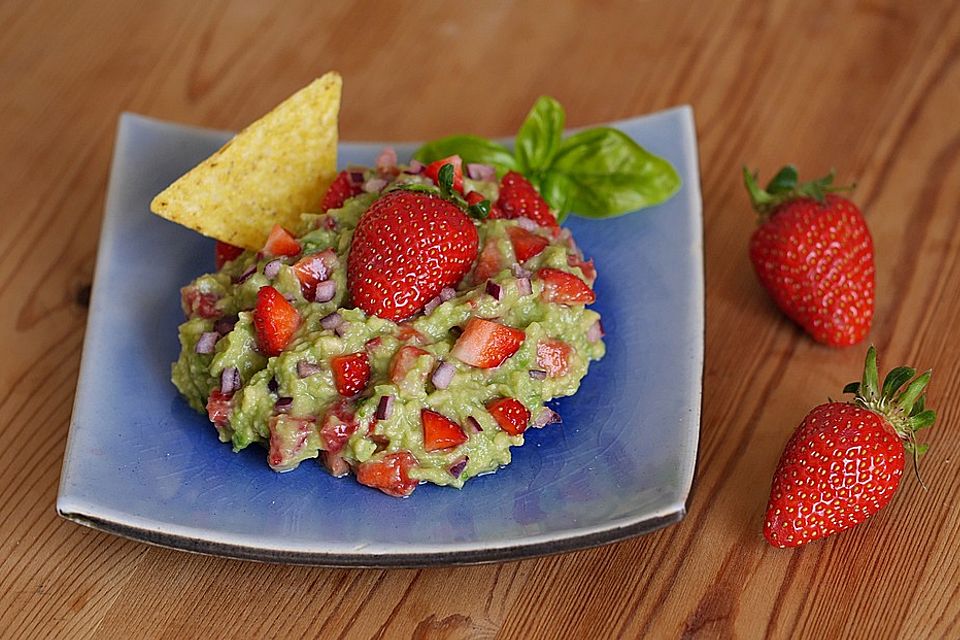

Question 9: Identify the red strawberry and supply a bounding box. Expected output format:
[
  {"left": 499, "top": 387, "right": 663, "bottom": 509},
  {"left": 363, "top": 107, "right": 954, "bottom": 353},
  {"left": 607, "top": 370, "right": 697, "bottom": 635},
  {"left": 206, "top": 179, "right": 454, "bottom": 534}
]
[
  {"left": 473, "top": 239, "right": 506, "bottom": 283},
  {"left": 215, "top": 241, "right": 244, "bottom": 269},
  {"left": 347, "top": 190, "right": 478, "bottom": 321},
  {"left": 206, "top": 389, "right": 232, "bottom": 430},
  {"left": 537, "top": 268, "right": 595, "bottom": 305},
  {"left": 567, "top": 254, "right": 596, "bottom": 284},
  {"left": 764, "top": 346, "right": 934, "bottom": 547},
  {"left": 421, "top": 409, "right": 468, "bottom": 451},
  {"left": 389, "top": 345, "right": 430, "bottom": 382},
  {"left": 507, "top": 226, "right": 549, "bottom": 263},
  {"left": 253, "top": 285, "right": 300, "bottom": 356},
  {"left": 424, "top": 155, "right": 464, "bottom": 193},
  {"left": 496, "top": 171, "right": 558, "bottom": 229},
  {"left": 330, "top": 352, "right": 371, "bottom": 397},
  {"left": 536, "top": 339, "right": 572, "bottom": 377},
  {"left": 744, "top": 166, "right": 874, "bottom": 347},
  {"left": 292, "top": 250, "right": 338, "bottom": 301},
  {"left": 450, "top": 318, "right": 525, "bottom": 368},
  {"left": 357, "top": 451, "right": 419, "bottom": 497},
  {"left": 322, "top": 170, "right": 362, "bottom": 212},
  {"left": 181, "top": 286, "right": 221, "bottom": 319},
  {"left": 486, "top": 398, "right": 530, "bottom": 436},
  {"left": 319, "top": 398, "right": 358, "bottom": 453},
  {"left": 263, "top": 224, "right": 301, "bottom": 257}
]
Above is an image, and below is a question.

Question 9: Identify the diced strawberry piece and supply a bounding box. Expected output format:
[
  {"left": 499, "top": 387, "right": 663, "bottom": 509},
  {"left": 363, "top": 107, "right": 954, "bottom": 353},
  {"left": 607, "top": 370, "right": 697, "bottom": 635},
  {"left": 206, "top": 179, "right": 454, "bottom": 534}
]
[
  {"left": 421, "top": 409, "right": 468, "bottom": 452},
  {"left": 507, "top": 226, "right": 549, "bottom": 263},
  {"left": 465, "top": 191, "right": 486, "bottom": 206},
  {"left": 206, "top": 389, "right": 232, "bottom": 428},
  {"left": 537, "top": 268, "right": 596, "bottom": 305},
  {"left": 181, "top": 286, "right": 221, "bottom": 319},
  {"left": 319, "top": 398, "right": 359, "bottom": 453},
  {"left": 322, "top": 450, "right": 350, "bottom": 477},
  {"left": 293, "top": 250, "right": 338, "bottom": 301},
  {"left": 356, "top": 451, "right": 419, "bottom": 497},
  {"left": 451, "top": 318, "right": 525, "bottom": 368},
  {"left": 389, "top": 345, "right": 430, "bottom": 383},
  {"left": 263, "top": 224, "right": 301, "bottom": 257},
  {"left": 496, "top": 171, "right": 558, "bottom": 229},
  {"left": 474, "top": 240, "right": 505, "bottom": 283},
  {"left": 395, "top": 324, "right": 426, "bottom": 344},
  {"left": 331, "top": 352, "right": 371, "bottom": 396},
  {"left": 537, "top": 339, "right": 572, "bottom": 377},
  {"left": 267, "top": 415, "right": 318, "bottom": 471},
  {"left": 253, "top": 285, "right": 301, "bottom": 356},
  {"left": 424, "top": 155, "right": 464, "bottom": 193},
  {"left": 364, "top": 336, "right": 384, "bottom": 353},
  {"left": 486, "top": 398, "right": 530, "bottom": 436},
  {"left": 215, "top": 241, "right": 244, "bottom": 269},
  {"left": 567, "top": 254, "right": 597, "bottom": 284},
  {"left": 321, "top": 170, "right": 363, "bottom": 212}
]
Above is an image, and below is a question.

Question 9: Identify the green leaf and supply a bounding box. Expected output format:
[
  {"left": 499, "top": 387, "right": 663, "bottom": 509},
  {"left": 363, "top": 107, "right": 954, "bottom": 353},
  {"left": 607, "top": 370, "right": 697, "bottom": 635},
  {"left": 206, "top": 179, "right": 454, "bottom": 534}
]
[
  {"left": 549, "top": 127, "right": 681, "bottom": 217},
  {"left": 842, "top": 381, "right": 861, "bottom": 395},
  {"left": 881, "top": 366, "right": 916, "bottom": 400},
  {"left": 467, "top": 198, "right": 491, "bottom": 220},
  {"left": 539, "top": 171, "right": 574, "bottom": 221},
  {"left": 896, "top": 370, "right": 932, "bottom": 414},
  {"left": 765, "top": 165, "right": 798, "bottom": 195},
  {"left": 412, "top": 135, "right": 518, "bottom": 172},
  {"left": 437, "top": 162, "right": 455, "bottom": 196},
  {"left": 909, "top": 409, "right": 936, "bottom": 431},
  {"left": 515, "top": 96, "right": 565, "bottom": 173},
  {"left": 861, "top": 346, "right": 880, "bottom": 402}
]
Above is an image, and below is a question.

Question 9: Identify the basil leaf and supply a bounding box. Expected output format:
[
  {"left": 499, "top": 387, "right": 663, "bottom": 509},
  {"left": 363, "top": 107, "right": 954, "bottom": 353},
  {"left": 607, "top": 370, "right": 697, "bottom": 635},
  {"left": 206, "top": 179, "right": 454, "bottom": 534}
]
[
  {"left": 515, "top": 96, "right": 565, "bottom": 173},
  {"left": 412, "top": 135, "right": 517, "bottom": 172},
  {"left": 539, "top": 172, "right": 574, "bottom": 222},
  {"left": 549, "top": 127, "right": 681, "bottom": 217}
]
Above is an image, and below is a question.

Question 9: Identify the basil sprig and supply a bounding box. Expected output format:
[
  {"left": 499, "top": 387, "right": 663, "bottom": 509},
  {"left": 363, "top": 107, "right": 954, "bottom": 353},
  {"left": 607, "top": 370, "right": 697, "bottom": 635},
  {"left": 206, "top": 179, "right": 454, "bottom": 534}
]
[{"left": 412, "top": 97, "right": 681, "bottom": 221}]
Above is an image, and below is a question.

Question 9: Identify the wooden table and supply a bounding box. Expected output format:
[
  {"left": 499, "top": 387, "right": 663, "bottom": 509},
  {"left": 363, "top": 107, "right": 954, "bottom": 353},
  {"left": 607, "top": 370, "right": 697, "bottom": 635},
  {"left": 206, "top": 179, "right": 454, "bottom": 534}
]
[{"left": 4, "top": 1, "right": 959, "bottom": 637}]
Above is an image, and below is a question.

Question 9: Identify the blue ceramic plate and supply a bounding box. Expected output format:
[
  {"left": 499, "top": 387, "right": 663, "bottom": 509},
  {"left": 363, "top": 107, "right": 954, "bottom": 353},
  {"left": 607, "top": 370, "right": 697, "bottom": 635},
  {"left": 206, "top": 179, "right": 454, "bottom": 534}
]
[{"left": 57, "top": 108, "right": 703, "bottom": 566}]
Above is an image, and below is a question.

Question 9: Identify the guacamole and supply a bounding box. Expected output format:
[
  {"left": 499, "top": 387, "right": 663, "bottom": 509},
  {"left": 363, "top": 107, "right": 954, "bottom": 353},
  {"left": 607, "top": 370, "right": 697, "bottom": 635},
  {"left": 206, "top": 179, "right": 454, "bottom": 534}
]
[{"left": 172, "top": 159, "right": 605, "bottom": 496}]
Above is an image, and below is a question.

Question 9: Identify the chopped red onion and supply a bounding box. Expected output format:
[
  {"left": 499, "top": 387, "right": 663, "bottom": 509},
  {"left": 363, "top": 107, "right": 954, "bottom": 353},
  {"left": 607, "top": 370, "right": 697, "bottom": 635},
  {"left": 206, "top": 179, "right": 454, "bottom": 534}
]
[
  {"left": 528, "top": 369, "right": 547, "bottom": 380},
  {"left": 195, "top": 331, "right": 219, "bottom": 354},
  {"left": 268, "top": 377, "right": 279, "bottom": 393},
  {"left": 275, "top": 396, "right": 293, "bottom": 413},
  {"left": 448, "top": 457, "right": 469, "bottom": 478},
  {"left": 263, "top": 259, "right": 282, "bottom": 279},
  {"left": 516, "top": 277, "right": 532, "bottom": 296},
  {"left": 375, "top": 395, "right": 394, "bottom": 420},
  {"left": 448, "top": 325, "right": 463, "bottom": 338},
  {"left": 511, "top": 263, "right": 532, "bottom": 279},
  {"left": 234, "top": 264, "right": 256, "bottom": 284},
  {"left": 314, "top": 280, "right": 337, "bottom": 303},
  {"left": 320, "top": 312, "right": 343, "bottom": 330},
  {"left": 348, "top": 171, "right": 365, "bottom": 186},
  {"left": 334, "top": 323, "right": 349, "bottom": 337},
  {"left": 516, "top": 217, "right": 539, "bottom": 231},
  {"left": 431, "top": 361, "right": 455, "bottom": 389},
  {"left": 407, "top": 159, "right": 425, "bottom": 174},
  {"left": 424, "top": 295, "right": 442, "bottom": 314},
  {"left": 220, "top": 367, "right": 240, "bottom": 395},
  {"left": 533, "top": 407, "right": 562, "bottom": 428},
  {"left": 376, "top": 147, "right": 398, "bottom": 171},
  {"left": 587, "top": 319, "right": 605, "bottom": 343},
  {"left": 362, "top": 177, "right": 388, "bottom": 193},
  {"left": 297, "top": 360, "right": 322, "bottom": 378},
  {"left": 214, "top": 315, "right": 237, "bottom": 335},
  {"left": 439, "top": 287, "right": 456, "bottom": 302},
  {"left": 465, "top": 416, "right": 483, "bottom": 433},
  {"left": 466, "top": 163, "right": 496, "bottom": 181},
  {"left": 485, "top": 280, "right": 503, "bottom": 301}
]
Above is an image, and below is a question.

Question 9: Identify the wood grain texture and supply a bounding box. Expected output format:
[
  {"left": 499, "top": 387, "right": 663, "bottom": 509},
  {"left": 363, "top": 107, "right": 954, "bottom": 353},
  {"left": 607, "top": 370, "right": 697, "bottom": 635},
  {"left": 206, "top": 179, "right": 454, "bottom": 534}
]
[{"left": 2, "top": 0, "right": 959, "bottom": 638}]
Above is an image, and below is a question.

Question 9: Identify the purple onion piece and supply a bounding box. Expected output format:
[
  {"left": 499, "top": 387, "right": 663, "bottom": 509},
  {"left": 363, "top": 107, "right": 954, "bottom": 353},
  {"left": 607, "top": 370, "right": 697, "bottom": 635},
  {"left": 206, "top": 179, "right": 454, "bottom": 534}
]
[
  {"left": 516, "top": 277, "right": 532, "bottom": 296},
  {"left": 466, "top": 163, "right": 496, "bottom": 181},
  {"left": 485, "top": 280, "right": 503, "bottom": 301},
  {"left": 362, "top": 177, "right": 388, "bottom": 193},
  {"left": 275, "top": 396, "right": 294, "bottom": 413},
  {"left": 349, "top": 171, "right": 365, "bottom": 185},
  {"left": 214, "top": 315, "right": 238, "bottom": 336},
  {"left": 465, "top": 416, "right": 483, "bottom": 433},
  {"left": 516, "top": 217, "right": 539, "bottom": 231},
  {"left": 234, "top": 264, "right": 256, "bottom": 284},
  {"left": 448, "top": 326, "right": 463, "bottom": 338},
  {"left": 533, "top": 407, "right": 562, "bottom": 428},
  {"left": 297, "top": 360, "right": 323, "bottom": 379},
  {"left": 528, "top": 369, "right": 547, "bottom": 380},
  {"left": 319, "top": 312, "right": 343, "bottom": 330},
  {"left": 587, "top": 319, "right": 605, "bottom": 343},
  {"left": 407, "top": 159, "right": 424, "bottom": 174},
  {"left": 220, "top": 367, "right": 240, "bottom": 395},
  {"left": 448, "top": 456, "right": 469, "bottom": 478},
  {"left": 268, "top": 377, "right": 279, "bottom": 394},
  {"left": 439, "top": 287, "right": 456, "bottom": 302},
  {"left": 424, "top": 295, "right": 442, "bottom": 315},
  {"left": 431, "top": 361, "right": 456, "bottom": 390},
  {"left": 195, "top": 331, "right": 220, "bottom": 354},
  {"left": 375, "top": 395, "right": 394, "bottom": 420},
  {"left": 314, "top": 280, "right": 337, "bottom": 303},
  {"left": 376, "top": 147, "right": 397, "bottom": 171},
  {"left": 334, "top": 323, "right": 349, "bottom": 338},
  {"left": 511, "top": 263, "right": 532, "bottom": 279},
  {"left": 263, "top": 259, "right": 282, "bottom": 279}
]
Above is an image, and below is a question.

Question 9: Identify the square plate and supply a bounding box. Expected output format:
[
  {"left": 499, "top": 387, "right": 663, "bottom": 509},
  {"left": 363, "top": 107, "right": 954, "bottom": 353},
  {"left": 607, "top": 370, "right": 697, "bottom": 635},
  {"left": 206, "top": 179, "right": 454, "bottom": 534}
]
[{"left": 57, "top": 108, "right": 703, "bottom": 566}]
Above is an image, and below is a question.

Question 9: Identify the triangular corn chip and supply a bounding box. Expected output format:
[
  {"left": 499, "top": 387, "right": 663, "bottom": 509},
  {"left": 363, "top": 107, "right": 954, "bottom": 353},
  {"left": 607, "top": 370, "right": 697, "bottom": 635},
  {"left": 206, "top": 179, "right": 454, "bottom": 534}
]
[{"left": 151, "top": 72, "right": 341, "bottom": 249}]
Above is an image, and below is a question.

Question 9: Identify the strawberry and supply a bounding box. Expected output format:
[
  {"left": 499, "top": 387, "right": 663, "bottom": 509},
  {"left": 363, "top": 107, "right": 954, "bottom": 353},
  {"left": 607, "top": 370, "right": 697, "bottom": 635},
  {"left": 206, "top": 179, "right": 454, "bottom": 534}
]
[
  {"left": 321, "top": 170, "right": 362, "bottom": 212},
  {"left": 357, "top": 451, "right": 419, "bottom": 497},
  {"left": 486, "top": 398, "right": 530, "bottom": 436},
  {"left": 744, "top": 166, "right": 875, "bottom": 347},
  {"left": 473, "top": 239, "right": 506, "bottom": 283},
  {"left": 292, "top": 250, "right": 338, "bottom": 301},
  {"left": 421, "top": 409, "right": 468, "bottom": 451},
  {"left": 206, "top": 389, "right": 232, "bottom": 429},
  {"left": 253, "top": 285, "right": 300, "bottom": 356},
  {"left": 319, "top": 398, "right": 358, "bottom": 453},
  {"left": 450, "top": 317, "right": 525, "bottom": 368},
  {"left": 215, "top": 241, "right": 244, "bottom": 269},
  {"left": 263, "top": 224, "right": 301, "bottom": 258},
  {"left": 567, "top": 254, "right": 596, "bottom": 285},
  {"left": 537, "top": 268, "right": 595, "bottom": 305},
  {"left": 330, "top": 352, "right": 371, "bottom": 397},
  {"left": 424, "top": 155, "right": 464, "bottom": 193},
  {"left": 536, "top": 339, "right": 572, "bottom": 377},
  {"left": 764, "top": 346, "right": 935, "bottom": 548},
  {"left": 389, "top": 345, "right": 430, "bottom": 382},
  {"left": 496, "top": 171, "right": 559, "bottom": 229},
  {"left": 347, "top": 190, "right": 478, "bottom": 321},
  {"left": 507, "top": 226, "right": 549, "bottom": 263}
]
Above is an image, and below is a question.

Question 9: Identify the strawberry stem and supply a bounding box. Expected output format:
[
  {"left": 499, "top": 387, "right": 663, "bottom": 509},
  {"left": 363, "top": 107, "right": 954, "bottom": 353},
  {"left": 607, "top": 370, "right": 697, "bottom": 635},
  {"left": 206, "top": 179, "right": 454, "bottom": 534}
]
[{"left": 743, "top": 164, "right": 856, "bottom": 220}]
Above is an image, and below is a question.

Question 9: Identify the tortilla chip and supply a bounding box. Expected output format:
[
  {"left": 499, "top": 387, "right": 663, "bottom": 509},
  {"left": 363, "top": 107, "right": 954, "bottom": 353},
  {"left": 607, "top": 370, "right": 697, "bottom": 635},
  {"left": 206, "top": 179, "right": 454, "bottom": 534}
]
[{"left": 151, "top": 72, "right": 341, "bottom": 249}]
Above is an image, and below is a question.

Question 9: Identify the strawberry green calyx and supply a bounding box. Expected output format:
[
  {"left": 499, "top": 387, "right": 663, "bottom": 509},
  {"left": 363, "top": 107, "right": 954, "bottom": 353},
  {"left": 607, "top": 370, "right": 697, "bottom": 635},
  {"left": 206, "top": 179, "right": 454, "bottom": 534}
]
[
  {"left": 842, "top": 345, "right": 935, "bottom": 475},
  {"left": 393, "top": 162, "right": 490, "bottom": 220},
  {"left": 743, "top": 165, "right": 854, "bottom": 219}
]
